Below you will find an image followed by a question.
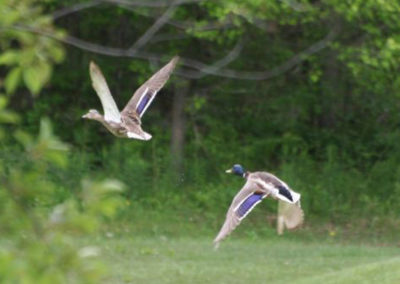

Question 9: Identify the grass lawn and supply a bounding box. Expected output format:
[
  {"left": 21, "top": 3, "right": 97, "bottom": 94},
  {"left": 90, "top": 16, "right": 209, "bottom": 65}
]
[{"left": 90, "top": 233, "right": 400, "bottom": 284}]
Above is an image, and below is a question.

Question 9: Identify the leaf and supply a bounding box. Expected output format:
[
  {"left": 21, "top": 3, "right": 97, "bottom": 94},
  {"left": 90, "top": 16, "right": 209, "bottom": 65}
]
[
  {"left": 0, "top": 109, "right": 19, "bottom": 124},
  {"left": 23, "top": 62, "right": 51, "bottom": 96},
  {"left": 0, "top": 96, "right": 7, "bottom": 108},
  {"left": 37, "top": 118, "right": 69, "bottom": 167},
  {"left": 0, "top": 95, "right": 19, "bottom": 123},
  {"left": 49, "top": 46, "right": 65, "bottom": 63},
  {"left": 39, "top": 117, "right": 52, "bottom": 140},
  {"left": 14, "top": 129, "right": 33, "bottom": 149},
  {"left": 0, "top": 9, "right": 20, "bottom": 25},
  {"left": 4, "top": 67, "right": 21, "bottom": 94},
  {"left": 39, "top": 118, "right": 69, "bottom": 151},
  {"left": 100, "top": 179, "right": 126, "bottom": 193},
  {"left": 0, "top": 51, "right": 18, "bottom": 65}
]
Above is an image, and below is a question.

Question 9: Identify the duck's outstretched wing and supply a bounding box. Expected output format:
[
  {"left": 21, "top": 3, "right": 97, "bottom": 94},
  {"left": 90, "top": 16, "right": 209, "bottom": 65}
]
[
  {"left": 214, "top": 180, "right": 268, "bottom": 248},
  {"left": 89, "top": 61, "right": 121, "bottom": 123},
  {"left": 277, "top": 200, "right": 304, "bottom": 235},
  {"left": 121, "top": 56, "right": 179, "bottom": 119}
]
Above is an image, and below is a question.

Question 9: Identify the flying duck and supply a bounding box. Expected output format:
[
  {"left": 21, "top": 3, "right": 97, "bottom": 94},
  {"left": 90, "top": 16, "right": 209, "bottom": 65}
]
[
  {"left": 214, "top": 164, "right": 304, "bottom": 247},
  {"left": 82, "top": 56, "right": 179, "bottom": 140}
]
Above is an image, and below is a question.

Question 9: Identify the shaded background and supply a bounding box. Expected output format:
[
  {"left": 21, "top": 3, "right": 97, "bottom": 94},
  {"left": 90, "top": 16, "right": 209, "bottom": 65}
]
[
  {"left": 2, "top": 0, "right": 400, "bottom": 246},
  {"left": 3, "top": 0, "right": 400, "bottom": 282}
]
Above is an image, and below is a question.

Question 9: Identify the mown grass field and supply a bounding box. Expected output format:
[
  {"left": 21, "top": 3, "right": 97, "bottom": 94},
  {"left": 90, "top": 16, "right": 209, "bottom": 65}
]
[{"left": 89, "top": 233, "right": 400, "bottom": 284}]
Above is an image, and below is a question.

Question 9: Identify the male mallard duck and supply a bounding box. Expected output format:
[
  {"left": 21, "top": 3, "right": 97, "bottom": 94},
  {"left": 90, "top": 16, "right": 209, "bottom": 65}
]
[
  {"left": 214, "top": 164, "right": 304, "bottom": 247},
  {"left": 82, "top": 56, "right": 179, "bottom": 140}
]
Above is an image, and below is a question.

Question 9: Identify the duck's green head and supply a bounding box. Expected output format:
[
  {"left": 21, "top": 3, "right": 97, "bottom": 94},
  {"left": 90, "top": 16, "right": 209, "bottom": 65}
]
[{"left": 226, "top": 164, "right": 245, "bottom": 177}]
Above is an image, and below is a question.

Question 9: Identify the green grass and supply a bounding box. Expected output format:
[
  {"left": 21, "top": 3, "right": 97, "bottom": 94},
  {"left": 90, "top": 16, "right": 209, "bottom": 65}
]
[{"left": 88, "top": 233, "right": 400, "bottom": 284}]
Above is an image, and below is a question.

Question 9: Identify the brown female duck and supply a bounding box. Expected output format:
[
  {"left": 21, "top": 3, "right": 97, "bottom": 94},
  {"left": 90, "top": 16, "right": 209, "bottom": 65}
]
[{"left": 82, "top": 56, "right": 179, "bottom": 140}]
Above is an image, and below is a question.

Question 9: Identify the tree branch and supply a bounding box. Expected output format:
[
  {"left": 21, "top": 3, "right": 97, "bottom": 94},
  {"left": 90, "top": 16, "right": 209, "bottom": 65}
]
[
  {"left": 52, "top": 1, "right": 103, "bottom": 20},
  {"left": 106, "top": 0, "right": 204, "bottom": 7},
  {"left": 191, "top": 37, "right": 245, "bottom": 79},
  {"left": 128, "top": 1, "right": 178, "bottom": 53},
  {"left": 52, "top": 0, "right": 205, "bottom": 20},
  {"left": 129, "top": 8, "right": 234, "bottom": 31},
  {"left": 52, "top": 0, "right": 233, "bottom": 33},
  {"left": 279, "top": 0, "right": 312, "bottom": 12},
  {"left": 178, "top": 27, "right": 339, "bottom": 80},
  {"left": 8, "top": 24, "right": 338, "bottom": 80},
  {"left": 149, "top": 33, "right": 190, "bottom": 44}
]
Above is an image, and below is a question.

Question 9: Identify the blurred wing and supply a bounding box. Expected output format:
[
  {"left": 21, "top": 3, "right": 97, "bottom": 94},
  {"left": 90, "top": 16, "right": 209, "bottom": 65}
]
[
  {"left": 278, "top": 200, "right": 304, "bottom": 230},
  {"left": 214, "top": 180, "right": 267, "bottom": 248},
  {"left": 121, "top": 56, "right": 179, "bottom": 118},
  {"left": 89, "top": 61, "right": 121, "bottom": 123}
]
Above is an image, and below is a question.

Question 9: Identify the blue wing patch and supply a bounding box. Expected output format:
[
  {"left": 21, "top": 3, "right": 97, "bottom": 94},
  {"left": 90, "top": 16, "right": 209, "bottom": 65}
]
[
  {"left": 236, "top": 193, "right": 265, "bottom": 220},
  {"left": 137, "top": 92, "right": 152, "bottom": 115}
]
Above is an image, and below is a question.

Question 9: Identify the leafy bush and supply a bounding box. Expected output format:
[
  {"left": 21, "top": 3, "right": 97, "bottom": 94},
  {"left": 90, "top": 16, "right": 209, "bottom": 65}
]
[{"left": 0, "top": 107, "right": 125, "bottom": 283}]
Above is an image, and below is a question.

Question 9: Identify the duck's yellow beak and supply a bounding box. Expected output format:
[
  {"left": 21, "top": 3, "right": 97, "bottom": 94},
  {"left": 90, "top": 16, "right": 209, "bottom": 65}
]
[{"left": 225, "top": 169, "right": 232, "bottom": 173}]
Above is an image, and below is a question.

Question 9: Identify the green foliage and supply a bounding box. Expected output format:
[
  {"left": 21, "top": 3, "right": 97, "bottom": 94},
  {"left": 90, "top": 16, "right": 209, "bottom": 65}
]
[
  {"left": 0, "top": 109, "right": 125, "bottom": 282},
  {"left": 0, "top": 0, "right": 65, "bottom": 95},
  {"left": 1, "top": 0, "right": 400, "bottom": 265},
  {"left": 0, "top": 1, "right": 126, "bottom": 282}
]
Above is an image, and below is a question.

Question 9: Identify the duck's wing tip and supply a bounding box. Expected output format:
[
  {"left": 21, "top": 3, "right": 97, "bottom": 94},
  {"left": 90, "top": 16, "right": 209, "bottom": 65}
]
[
  {"left": 88, "top": 61, "right": 122, "bottom": 123},
  {"left": 171, "top": 55, "right": 180, "bottom": 65},
  {"left": 127, "top": 131, "right": 152, "bottom": 141},
  {"left": 280, "top": 202, "right": 304, "bottom": 230},
  {"left": 89, "top": 60, "right": 99, "bottom": 72}
]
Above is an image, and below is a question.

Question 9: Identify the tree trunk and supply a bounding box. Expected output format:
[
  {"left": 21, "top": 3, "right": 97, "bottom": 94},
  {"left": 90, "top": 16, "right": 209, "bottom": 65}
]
[{"left": 170, "top": 79, "right": 190, "bottom": 179}]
